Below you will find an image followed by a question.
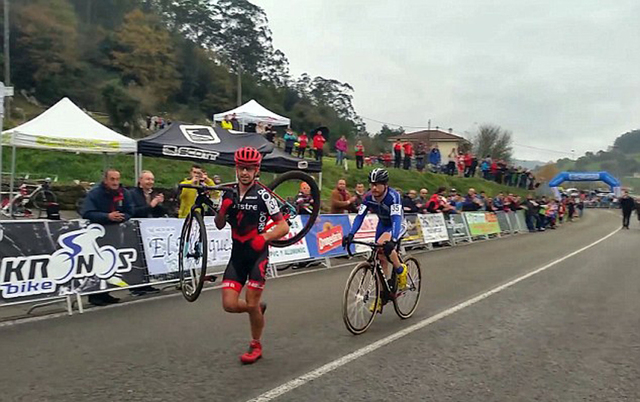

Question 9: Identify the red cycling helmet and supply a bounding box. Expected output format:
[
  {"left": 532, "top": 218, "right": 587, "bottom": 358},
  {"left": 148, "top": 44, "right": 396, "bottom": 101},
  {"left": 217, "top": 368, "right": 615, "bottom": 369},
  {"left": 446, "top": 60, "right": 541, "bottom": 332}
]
[{"left": 234, "top": 146, "right": 262, "bottom": 167}]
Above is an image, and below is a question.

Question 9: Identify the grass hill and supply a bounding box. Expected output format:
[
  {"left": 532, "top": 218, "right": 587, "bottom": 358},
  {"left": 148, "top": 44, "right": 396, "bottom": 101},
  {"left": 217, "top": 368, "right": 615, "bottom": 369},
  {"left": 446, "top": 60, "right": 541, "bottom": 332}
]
[{"left": 1, "top": 146, "right": 529, "bottom": 202}]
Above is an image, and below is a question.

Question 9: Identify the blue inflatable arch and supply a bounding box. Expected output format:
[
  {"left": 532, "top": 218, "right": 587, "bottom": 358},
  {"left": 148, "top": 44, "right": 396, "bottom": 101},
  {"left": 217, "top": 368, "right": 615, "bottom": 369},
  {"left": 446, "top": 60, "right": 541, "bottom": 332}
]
[{"left": 548, "top": 171, "right": 621, "bottom": 199}]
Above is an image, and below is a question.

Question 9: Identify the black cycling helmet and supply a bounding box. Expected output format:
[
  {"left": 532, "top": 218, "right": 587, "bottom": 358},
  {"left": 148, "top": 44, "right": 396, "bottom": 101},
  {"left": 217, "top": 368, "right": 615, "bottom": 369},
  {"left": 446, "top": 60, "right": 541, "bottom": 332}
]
[{"left": 368, "top": 168, "right": 389, "bottom": 184}]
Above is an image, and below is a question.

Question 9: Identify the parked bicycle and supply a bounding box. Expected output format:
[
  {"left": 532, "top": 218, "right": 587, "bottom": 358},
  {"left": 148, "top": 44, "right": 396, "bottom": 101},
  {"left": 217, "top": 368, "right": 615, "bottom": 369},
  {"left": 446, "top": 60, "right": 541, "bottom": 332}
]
[
  {"left": 177, "top": 171, "right": 321, "bottom": 302},
  {"left": 1, "top": 178, "right": 56, "bottom": 219},
  {"left": 342, "top": 239, "right": 422, "bottom": 335}
]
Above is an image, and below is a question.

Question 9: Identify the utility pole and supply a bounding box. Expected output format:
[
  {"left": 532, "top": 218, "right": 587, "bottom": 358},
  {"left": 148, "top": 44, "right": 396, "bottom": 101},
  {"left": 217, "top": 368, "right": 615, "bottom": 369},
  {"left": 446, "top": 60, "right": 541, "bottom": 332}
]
[{"left": 3, "top": 0, "right": 10, "bottom": 121}]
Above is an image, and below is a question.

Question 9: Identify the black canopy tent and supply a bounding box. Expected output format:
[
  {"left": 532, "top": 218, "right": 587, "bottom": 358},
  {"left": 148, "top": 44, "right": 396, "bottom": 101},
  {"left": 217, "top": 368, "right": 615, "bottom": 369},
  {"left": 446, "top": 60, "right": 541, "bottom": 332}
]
[{"left": 136, "top": 122, "right": 321, "bottom": 174}]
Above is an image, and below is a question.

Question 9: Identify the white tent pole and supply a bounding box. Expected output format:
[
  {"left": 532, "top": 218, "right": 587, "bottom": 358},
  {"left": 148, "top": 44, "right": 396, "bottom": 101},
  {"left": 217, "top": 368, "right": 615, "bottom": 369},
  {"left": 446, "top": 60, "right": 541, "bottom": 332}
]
[
  {"left": 318, "top": 171, "right": 323, "bottom": 191},
  {"left": 139, "top": 154, "right": 143, "bottom": 172},
  {"left": 8, "top": 144, "right": 15, "bottom": 217},
  {"left": 134, "top": 152, "right": 139, "bottom": 184}
]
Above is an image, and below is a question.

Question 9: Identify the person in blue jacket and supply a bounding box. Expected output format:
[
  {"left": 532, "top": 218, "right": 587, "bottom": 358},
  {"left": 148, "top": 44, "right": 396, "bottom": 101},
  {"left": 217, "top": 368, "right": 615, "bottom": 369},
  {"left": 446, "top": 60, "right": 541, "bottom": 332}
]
[
  {"left": 82, "top": 169, "right": 133, "bottom": 224},
  {"left": 428, "top": 144, "right": 441, "bottom": 168}
]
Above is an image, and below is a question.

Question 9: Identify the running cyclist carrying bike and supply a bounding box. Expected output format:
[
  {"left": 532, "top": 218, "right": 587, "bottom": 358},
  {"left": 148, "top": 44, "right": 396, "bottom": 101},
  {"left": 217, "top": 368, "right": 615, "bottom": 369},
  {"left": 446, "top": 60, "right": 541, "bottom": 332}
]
[
  {"left": 342, "top": 168, "right": 407, "bottom": 311},
  {"left": 215, "top": 147, "right": 290, "bottom": 364}
]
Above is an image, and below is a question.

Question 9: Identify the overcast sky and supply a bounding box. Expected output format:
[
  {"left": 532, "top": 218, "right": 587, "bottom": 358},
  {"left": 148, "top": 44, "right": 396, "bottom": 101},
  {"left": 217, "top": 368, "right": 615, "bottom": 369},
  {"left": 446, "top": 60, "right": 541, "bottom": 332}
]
[{"left": 258, "top": 0, "right": 640, "bottom": 161}]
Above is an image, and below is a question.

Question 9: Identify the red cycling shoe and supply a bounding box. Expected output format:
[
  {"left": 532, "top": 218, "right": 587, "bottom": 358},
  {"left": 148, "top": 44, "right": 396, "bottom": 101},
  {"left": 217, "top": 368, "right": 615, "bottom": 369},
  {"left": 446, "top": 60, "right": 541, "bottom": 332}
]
[{"left": 240, "top": 340, "right": 262, "bottom": 364}]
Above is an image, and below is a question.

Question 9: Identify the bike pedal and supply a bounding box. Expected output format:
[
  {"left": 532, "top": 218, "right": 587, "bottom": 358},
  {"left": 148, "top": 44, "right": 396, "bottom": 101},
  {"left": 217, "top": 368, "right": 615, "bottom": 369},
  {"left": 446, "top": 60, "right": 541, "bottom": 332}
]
[{"left": 204, "top": 274, "right": 217, "bottom": 283}]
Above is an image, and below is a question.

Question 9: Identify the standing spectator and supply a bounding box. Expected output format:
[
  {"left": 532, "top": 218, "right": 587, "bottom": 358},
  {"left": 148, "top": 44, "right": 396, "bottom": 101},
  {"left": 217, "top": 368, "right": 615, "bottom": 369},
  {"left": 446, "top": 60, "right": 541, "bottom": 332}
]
[
  {"left": 456, "top": 151, "right": 465, "bottom": 177},
  {"left": 313, "top": 131, "right": 326, "bottom": 161},
  {"left": 415, "top": 142, "right": 427, "bottom": 172},
  {"left": 355, "top": 140, "right": 365, "bottom": 169},
  {"left": 428, "top": 144, "right": 441, "bottom": 170},
  {"left": 352, "top": 182, "right": 366, "bottom": 212},
  {"left": 295, "top": 182, "right": 315, "bottom": 215},
  {"left": 230, "top": 113, "right": 240, "bottom": 131},
  {"left": 524, "top": 195, "right": 539, "bottom": 232},
  {"left": 418, "top": 188, "right": 429, "bottom": 206},
  {"left": 256, "top": 121, "right": 266, "bottom": 135},
  {"left": 178, "top": 164, "right": 214, "bottom": 219},
  {"left": 490, "top": 159, "right": 499, "bottom": 182},
  {"left": 461, "top": 188, "right": 483, "bottom": 211},
  {"left": 81, "top": 169, "right": 133, "bottom": 306},
  {"left": 393, "top": 140, "right": 402, "bottom": 168},
  {"left": 283, "top": 129, "right": 297, "bottom": 154},
  {"left": 402, "top": 141, "right": 413, "bottom": 170},
  {"left": 335, "top": 135, "right": 348, "bottom": 166},
  {"left": 145, "top": 116, "right": 152, "bottom": 130},
  {"left": 130, "top": 170, "right": 165, "bottom": 218},
  {"left": 330, "top": 179, "right": 356, "bottom": 214},
  {"left": 470, "top": 155, "right": 478, "bottom": 177},
  {"left": 265, "top": 124, "right": 276, "bottom": 143},
  {"left": 221, "top": 115, "right": 233, "bottom": 130},
  {"left": 620, "top": 191, "right": 635, "bottom": 229},
  {"left": 481, "top": 156, "right": 491, "bottom": 180},
  {"left": 297, "top": 132, "right": 308, "bottom": 158},
  {"left": 446, "top": 148, "right": 457, "bottom": 176},
  {"left": 402, "top": 190, "right": 419, "bottom": 213},
  {"left": 427, "top": 186, "right": 454, "bottom": 214},
  {"left": 463, "top": 152, "right": 473, "bottom": 177}
]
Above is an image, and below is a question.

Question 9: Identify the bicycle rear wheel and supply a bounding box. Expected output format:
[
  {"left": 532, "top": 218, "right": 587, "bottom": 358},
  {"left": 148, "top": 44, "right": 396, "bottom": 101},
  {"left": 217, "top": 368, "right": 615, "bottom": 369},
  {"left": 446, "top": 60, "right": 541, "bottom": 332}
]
[
  {"left": 178, "top": 209, "right": 208, "bottom": 302},
  {"left": 266, "top": 171, "right": 320, "bottom": 248},
  {"left": 343, "top": 262, "right": 380, "bottom": 335},
  {"left": 393, "top": 257, "right": 422, "bottom": 319}
]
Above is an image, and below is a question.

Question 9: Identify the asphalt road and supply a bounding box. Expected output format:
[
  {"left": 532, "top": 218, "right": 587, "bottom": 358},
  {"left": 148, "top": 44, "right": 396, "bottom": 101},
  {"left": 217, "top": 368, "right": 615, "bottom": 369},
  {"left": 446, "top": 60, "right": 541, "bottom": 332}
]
[{"left": 1, "top": 209, "right": 638, "bottom": 401}]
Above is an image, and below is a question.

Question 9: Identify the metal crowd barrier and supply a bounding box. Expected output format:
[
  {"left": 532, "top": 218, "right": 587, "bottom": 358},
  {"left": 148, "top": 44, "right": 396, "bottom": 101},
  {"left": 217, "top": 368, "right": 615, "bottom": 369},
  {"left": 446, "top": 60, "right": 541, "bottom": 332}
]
[{"left": 0, "top": 209, "right": 571, "bottom": 315}]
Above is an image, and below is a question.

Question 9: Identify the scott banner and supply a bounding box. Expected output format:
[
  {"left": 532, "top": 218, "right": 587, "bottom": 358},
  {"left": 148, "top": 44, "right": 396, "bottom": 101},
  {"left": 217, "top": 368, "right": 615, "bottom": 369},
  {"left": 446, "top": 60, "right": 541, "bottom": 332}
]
[
  {"left": 417, "top": 213, "right": 449, "bottom": 244},
  {"left": 464, "top": 212, "right": 501, "bottom": 236},
  {"left": 0, "top": 220, "right": 146, "bottom": 302}
]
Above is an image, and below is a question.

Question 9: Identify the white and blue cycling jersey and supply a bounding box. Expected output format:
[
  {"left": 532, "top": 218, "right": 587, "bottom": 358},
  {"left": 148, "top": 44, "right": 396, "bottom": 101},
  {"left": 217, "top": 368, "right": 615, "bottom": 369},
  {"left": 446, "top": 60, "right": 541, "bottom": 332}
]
[{"left": 349, "top": 187, "right": 405, "bottom": 241}]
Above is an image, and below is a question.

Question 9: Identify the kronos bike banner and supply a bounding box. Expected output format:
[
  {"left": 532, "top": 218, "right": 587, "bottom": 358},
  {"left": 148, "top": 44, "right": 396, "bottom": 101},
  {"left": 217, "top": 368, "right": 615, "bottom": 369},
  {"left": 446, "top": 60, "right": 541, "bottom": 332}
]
[{"left": 0, "top": 220, "right": 146, "bottom": 302}]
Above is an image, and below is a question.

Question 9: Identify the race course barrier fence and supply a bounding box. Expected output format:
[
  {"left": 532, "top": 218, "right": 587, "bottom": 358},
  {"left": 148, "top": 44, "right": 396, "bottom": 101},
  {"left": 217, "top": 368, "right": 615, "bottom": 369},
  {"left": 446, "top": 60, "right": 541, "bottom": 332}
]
[{"left": 0, "top": 209, "right": 565, "bottom": 313}]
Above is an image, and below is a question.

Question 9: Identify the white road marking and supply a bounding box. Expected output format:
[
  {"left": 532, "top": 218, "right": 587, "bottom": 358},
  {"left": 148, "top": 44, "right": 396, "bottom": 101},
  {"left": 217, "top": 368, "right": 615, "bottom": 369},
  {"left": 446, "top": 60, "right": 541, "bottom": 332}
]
[{"left": 246, "top": 226, "right": 621, "bottom": 402}]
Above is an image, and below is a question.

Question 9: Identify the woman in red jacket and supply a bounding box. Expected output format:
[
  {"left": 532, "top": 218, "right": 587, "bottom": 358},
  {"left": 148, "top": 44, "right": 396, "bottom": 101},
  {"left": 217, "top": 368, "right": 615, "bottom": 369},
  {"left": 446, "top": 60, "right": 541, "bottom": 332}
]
[
  {"left": 297, "top": 132, "right": 308, "bottom": 158},
  {"left": 355, "top": 140, "right": 365, "bottom": 169},
  {"left": 313, "top": 131, "right": 326, "bottom": 161}
]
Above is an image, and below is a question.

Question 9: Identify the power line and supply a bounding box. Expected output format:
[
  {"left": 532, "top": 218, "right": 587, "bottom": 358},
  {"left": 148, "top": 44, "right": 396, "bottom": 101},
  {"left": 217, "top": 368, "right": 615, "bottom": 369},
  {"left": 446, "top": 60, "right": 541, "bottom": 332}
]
[{"left": 361, "top": 115, "right": 576, "bottom": 157}]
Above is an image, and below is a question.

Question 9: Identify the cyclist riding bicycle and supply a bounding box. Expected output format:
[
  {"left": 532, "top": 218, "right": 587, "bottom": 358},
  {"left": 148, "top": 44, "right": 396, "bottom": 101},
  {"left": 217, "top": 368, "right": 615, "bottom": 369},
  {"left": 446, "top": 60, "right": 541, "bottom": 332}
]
[
  {"left": 215, "top": 146, "right": 290, "bottom": 364},
  {"left": 342, "top": 168, "right": 408, "bottom": 311}
]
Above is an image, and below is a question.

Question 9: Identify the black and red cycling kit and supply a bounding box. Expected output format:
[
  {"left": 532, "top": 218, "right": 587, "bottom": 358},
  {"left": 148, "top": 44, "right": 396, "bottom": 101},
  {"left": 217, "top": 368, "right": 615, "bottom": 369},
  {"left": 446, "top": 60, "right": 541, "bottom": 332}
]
[{"left": 221, "top": 182, "right": 283, "bottom": 292}]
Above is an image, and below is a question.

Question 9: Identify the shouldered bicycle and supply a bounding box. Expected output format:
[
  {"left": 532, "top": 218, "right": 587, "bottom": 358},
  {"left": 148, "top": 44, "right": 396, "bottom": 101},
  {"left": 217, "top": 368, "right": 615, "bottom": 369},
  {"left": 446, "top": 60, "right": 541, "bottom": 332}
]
[{"left": 177, "top": 171, "right": 321, "bottom": 302}]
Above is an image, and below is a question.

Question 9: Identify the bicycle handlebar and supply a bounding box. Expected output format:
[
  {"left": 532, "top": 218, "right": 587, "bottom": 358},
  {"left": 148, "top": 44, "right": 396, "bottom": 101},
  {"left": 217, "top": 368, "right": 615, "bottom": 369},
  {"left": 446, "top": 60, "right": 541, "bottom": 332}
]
[
  {"left": 178, "top": 183, "right": 236, "bottom": 193},
  {"left": 345, "top": 239, "right": 383, "bottom": 257}
]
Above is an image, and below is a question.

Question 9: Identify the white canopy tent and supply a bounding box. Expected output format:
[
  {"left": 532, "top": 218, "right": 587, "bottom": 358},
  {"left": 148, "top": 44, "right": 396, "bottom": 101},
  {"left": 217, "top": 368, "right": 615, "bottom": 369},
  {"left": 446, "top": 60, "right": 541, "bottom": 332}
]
[
  {"left": 213, "top": 99, "right": 290, "bottom": 128},
  {"left": 0, "top": 97, "right": 137, "bottom": 215}
]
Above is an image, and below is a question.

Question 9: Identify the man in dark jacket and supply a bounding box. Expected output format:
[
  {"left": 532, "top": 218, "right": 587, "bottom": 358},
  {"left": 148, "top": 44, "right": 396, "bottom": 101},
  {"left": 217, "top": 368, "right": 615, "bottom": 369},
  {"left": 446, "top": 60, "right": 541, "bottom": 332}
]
[
  {"left": 461, "top": 188, "right": 482, "bottom": 211},
  {"left": 619, "top": 191, "right": 635, "bottom": 229},
  {"left": 402, "top": 190, "right": 419, "bottom": 213},
  {"left": 81, "top": 169, "right": 134, "bottom": 305},
  {"left": 130, "top": 170, "right": 166, "bottom": 218}
]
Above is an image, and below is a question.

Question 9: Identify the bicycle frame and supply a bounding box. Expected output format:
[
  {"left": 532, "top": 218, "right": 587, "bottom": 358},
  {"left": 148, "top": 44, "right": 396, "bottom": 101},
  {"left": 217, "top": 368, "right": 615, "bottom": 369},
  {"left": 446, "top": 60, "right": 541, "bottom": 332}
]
[{"left": 350, "top": 240, "right": 405, "bottom": 303}]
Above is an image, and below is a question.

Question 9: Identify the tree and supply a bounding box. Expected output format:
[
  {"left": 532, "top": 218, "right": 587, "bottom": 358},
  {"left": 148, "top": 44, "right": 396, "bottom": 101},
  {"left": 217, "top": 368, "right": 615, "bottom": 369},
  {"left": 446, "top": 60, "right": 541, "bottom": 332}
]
[
  {"left": 473, "top": 124, "right": 513, "bottom": 161},
  {"left": 535, "top": 163, "right": 560, "bottom": 182},
  {"left": 613, "top": 129, "right": 640, "bottom": 154},
  {"left": 12, "top": 0, "right": 81, "bottom": 103},
  {"left": 111, "top": 9, "right": 180, "bottom": 101},
  {"left": 101, "top": 81, "right": 141, "bottom": 135}
]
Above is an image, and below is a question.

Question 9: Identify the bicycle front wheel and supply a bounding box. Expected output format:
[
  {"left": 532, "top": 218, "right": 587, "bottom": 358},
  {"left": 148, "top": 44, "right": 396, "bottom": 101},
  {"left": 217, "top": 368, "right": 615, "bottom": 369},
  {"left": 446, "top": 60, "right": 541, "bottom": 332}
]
[
  {"left": 343, "top": 262, "right": 380, "bottom": 335},
  {"left": 393, "top": 257, "right": 422, "bottom": 319},
  {"left": 266, "top": 171, "right": 320, "bottom": 248},
  {"left": 32, "top": 190, "right": 56, "bottom": 210},
  {"left": 178, "top": 209, "right": 208, "bottom": 302}
]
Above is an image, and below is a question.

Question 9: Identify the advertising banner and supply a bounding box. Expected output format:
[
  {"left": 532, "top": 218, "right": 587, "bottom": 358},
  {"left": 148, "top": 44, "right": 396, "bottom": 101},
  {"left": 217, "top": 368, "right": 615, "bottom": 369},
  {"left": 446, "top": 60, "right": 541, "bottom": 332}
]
[
  {"left": 268, "top": 216, "right": 311, "bottom": 264},
  {"left": 495, "top": 211, "right": 512, "bottom": 233},
  {"left": 465, "top": 212, "right": 501, "bottom": 237},
  {"left": 138, "top": 217, "right": 232, "bottom": 277},
  {"left": 348, "top": 213, "right": 378, "bottom": 254},
  {"left": 403, "top": 214, "right": 423, "bottom": 245},
  {"left": 445, "top": 214, "right": 471, "bottom": 244},
  {"left": 418, "top": 213, "right": 449, "bottom": 244},
  {"left": 0, "top": 220, "right": 146, "bottom": 302},
  {"left": 305, "top": 214, "right": 351, "bottom": 258}
]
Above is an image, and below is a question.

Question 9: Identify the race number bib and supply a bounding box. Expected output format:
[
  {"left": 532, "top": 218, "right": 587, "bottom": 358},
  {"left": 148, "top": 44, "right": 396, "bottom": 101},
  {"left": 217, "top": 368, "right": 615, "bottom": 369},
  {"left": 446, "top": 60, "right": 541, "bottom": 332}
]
[
  {"left": 358, "top": 204, "right": 367, "bottom": 215},
  {"left": 390, "top": 204, "right": 402, "bottom": 215}
]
